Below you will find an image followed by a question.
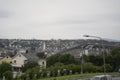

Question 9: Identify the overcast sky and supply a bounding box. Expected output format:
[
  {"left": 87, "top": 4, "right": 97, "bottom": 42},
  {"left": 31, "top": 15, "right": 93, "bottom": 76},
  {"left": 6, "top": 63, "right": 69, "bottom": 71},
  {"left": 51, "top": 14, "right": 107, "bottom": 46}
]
[{"left": 0, "top": 0, "right": 120, "bottom": 40}]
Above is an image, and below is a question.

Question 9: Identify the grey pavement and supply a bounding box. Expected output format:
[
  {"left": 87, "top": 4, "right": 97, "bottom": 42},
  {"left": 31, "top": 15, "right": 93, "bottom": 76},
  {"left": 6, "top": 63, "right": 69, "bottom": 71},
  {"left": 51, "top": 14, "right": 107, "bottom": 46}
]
[
  {"left": 112, "top": 77, "right": 120, "bottom": 80},
  {"left": 69, "top": 75, "right": 120, "bottom": 80}
]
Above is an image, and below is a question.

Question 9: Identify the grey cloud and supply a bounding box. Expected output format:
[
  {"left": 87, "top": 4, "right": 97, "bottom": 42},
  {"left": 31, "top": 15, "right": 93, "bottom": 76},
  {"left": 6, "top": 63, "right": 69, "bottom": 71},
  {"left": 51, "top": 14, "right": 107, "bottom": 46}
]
[
  {"left": 0, "top": 10, "right": 11, "bottom": 18},
  {"left": 109, "top": 14, "right": 120, "bottom": 22},
  {"left": 38, "top": 18, "right": 95, "bottom": 26},
  {"left": 57, "top": 19, "right": 95, "bottom": 25},
  {"left": 0, "top": 0, "right": 120, "bottom": 40}
]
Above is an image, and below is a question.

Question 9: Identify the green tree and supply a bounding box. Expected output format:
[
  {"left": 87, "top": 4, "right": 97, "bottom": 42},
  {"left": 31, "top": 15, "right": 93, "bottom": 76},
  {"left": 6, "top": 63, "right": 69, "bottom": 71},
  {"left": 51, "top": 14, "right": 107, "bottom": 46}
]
[
  {"left": 84, "top": 62, "right": 96, "bottom": 73},
  {"left": 3, "top": 71, "right": 13, "bottom": 80},
  {"left": 104, "top": 64, "right": 112, "bottom": 72},
  {"left": 21, "top": 66, "right": 42, "bottom": 80},
  {"left": 47, "top": 53, "right": 76, "bottom": 67},
  {"left": 82, "top": 54, "right": 89, "bottom": 62},
  {"left": 49, "top": 68, "right": 57, "bottom": 77},
  {"left": 88, "top": 55, "right": 103, "bottom": 66},
  {"left": 110, "top": 48, "right": 120, "bottom": 71},
  {"left": 66, "top": 64, "right": 79, "bottom": 74},
  {"left": 53, "top": 62, "right": 64, "bottom": 68},
  {"left": 47, "top": 54, "right": 60, "bottom": 67},
  {"left": 37, "top": 52, "right": 46, "bottom": 59},
  {"left": 59, "top": 54, "right": 75, "bottom": 65},
  {"left": 0, "top": 62, "right": 12, "bottom": 78},
  {"left": 20, "top": 74, "right": 27, "bottom": 80},
  {"left": 22, "top": 61, "right": 38, "bottom": 72}
]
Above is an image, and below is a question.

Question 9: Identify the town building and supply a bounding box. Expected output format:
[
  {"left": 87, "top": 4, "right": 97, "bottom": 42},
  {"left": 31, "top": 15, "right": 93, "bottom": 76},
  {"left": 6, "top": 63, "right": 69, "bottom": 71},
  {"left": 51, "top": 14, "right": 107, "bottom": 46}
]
[
  {"left": 0, "top": 55, "right": 12, "bottom": 64},
  {"left": 12, "top": 53, "right": 46, "bottom": 72}
]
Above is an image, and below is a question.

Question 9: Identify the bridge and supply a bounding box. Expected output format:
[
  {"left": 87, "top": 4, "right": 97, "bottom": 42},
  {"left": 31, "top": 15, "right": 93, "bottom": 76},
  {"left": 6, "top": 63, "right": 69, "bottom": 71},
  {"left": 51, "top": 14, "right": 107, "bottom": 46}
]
[{"left": 56, "top": 43, "right": 120, "bottom": 59}]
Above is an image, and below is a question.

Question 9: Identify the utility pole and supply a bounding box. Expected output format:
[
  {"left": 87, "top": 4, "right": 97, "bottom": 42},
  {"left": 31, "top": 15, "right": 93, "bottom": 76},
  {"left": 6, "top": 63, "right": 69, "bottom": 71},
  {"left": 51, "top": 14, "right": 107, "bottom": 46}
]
[{"left": 83, "top": 35, "right": 106, "bottom": 75}]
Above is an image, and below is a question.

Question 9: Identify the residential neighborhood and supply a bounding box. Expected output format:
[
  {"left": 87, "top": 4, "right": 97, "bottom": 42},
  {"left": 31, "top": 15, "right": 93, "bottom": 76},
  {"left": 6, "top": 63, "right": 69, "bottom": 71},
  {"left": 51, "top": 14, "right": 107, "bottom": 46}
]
[
  {"left": 12, "top": 53, "right": 46, "bottom": 72},
  {"left": 0, "top": 39, "right": 120, "bottom": 74}
]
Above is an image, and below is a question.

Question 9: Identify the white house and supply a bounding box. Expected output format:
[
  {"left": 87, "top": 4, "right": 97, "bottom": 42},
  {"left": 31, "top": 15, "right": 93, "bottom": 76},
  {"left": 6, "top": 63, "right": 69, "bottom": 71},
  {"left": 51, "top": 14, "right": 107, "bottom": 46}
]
[
  {"left": 17, "top": 49, "right": 26, "bottom": 54},
  {"left": 12, "top": 53, "right": 46, "bottom": 72}
]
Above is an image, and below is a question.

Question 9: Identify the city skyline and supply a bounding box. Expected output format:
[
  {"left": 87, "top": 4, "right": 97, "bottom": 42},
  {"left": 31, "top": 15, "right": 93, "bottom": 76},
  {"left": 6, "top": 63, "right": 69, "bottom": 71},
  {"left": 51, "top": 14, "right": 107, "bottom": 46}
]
[{"left": 0, "top": 0, "right": 120, "bottom": 40}]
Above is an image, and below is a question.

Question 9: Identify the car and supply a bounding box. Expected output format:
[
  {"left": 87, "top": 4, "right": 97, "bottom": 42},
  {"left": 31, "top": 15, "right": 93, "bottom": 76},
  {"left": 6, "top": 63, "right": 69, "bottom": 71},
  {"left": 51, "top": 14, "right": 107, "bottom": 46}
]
[
  {"left": 92, "top": 75, "right": 112, "bottom": 80},
  {"left": 118, "top": 68, "right": 120, "bottom": 73}
]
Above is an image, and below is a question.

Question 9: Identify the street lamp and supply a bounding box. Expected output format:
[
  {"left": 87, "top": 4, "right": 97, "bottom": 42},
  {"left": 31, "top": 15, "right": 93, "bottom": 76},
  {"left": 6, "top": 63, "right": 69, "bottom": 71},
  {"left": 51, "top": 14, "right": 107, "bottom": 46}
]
[
  {"left": 80, "top": 46, "right": 84, "bottom": 74},
  {"left": 83, "top": 35, "right": 106, "bottom": 75}
]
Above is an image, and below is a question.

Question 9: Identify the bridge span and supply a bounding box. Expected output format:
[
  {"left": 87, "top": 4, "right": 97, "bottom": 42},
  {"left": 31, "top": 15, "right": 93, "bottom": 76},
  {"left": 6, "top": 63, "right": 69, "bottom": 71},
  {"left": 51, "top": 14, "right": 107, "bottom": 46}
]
[{"left": 56, "top": 43, "right": 120, "bottom": 59}]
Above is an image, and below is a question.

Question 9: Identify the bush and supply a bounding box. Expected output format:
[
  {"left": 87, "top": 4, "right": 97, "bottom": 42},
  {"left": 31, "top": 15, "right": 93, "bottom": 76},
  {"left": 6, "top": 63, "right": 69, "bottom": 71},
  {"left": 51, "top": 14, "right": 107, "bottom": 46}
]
[
  {"left": 104, "top": 64, "right": 113, "bottom": 72},
  {"left": 0, "top": 62, "right": 12, "bottom": 78},
  {"left": 22, "top": 61, "right": 38, "bottom": 72},
  {"left": 84, "top": 62, "right": 96, "bottom": 73},
  {"left": 3, "top": 71, "right": 13, "bottom": 80}
]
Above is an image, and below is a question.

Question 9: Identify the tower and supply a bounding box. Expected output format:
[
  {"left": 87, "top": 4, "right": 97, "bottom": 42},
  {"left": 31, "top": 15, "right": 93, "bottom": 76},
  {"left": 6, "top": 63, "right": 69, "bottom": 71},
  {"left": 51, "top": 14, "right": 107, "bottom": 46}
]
[{"left": 43, "top": 42, "right": 46, "bottom": 51}]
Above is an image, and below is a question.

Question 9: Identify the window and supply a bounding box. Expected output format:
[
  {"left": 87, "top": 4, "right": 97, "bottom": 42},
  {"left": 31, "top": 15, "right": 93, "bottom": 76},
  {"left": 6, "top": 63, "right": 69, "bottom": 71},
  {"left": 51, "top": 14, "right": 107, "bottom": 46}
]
[
  {"left": 42, "top": 61, "right": 44, "bottom": 65},
  {"left": 24, "top": 60, "right": 28, "bottom": 63},
  {"left": 19, "top": 54, "right": 21, "bottom": 57},
  {"left": 14, "top": 60, "right": 16, "bottom": 63}
]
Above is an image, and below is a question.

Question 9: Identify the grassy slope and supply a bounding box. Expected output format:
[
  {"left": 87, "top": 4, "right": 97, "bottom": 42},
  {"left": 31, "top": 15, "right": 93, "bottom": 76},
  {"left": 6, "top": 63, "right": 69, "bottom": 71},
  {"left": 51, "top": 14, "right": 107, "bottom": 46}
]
[{"left": 38, "top": 73, "right": 104, "bottom": 80}]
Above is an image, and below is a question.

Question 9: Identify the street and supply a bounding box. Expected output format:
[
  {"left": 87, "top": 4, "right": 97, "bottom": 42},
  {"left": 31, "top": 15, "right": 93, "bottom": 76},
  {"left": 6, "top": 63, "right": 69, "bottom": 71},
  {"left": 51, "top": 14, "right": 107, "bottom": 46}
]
[
  {"left": 112, "top": 77, "right": 120, "bottom": 80},
  {"left": 69, "top": 76, "right": 120, "bottom": 80}
]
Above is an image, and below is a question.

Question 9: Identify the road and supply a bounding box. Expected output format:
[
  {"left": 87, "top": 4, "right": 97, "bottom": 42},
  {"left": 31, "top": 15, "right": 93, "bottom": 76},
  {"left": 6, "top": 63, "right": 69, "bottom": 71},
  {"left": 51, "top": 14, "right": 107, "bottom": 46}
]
[
  {"left": 69, "top": 73, "right": 120, "bottom": 80},
  {"left": 69, "top": 76, "right": 120, "bottom": 80},
  {"left": 112, "top": 77, "right": 120, "bottom": 80}
]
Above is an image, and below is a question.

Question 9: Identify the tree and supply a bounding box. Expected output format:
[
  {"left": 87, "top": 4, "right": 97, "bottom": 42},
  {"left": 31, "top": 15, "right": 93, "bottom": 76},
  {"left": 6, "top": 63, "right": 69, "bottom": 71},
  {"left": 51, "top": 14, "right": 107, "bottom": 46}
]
[
  {"left": 37, "top": 52, "right": 46, "bottom": 59},
  {"left": 82, "top": 54, "right": 89, "bottom": 62},
  {"left": 104, "top": 64, "right": 112, "bottom": 72},
  {"left": 84, "top": 62, "right": 96, "bottom": 73},
  {"left": 0, "top": 62, "right": 12, "bottom": 78},
  {"left": 52, "top": 62, "right": 64, "bottom": 69},
  {"left": 46, "top": 54, "right": 60, "bottom": 67},
  {"left": 3, "top": 71, "right": 13, "bottom": 80},
  {"left": 109, "top": 48, "right": 120, "bottom": 71},
  {"left": 47, "top": 53, "right": 76, "bottom": 67},
  {"left": 59, "top": 54, "right": 75, "bottom": 65},
  {"left": 65, "top": 64, "right": 79, "bottom": 74},
  {"left": 20, "top": 74, "right": 27, "bottom": 80},
  {"left": 22, "top": 61, "right": 38, "bottom": 72},
  {"left": 88, "top": 55, "right": 103, "bottom": 66}
]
